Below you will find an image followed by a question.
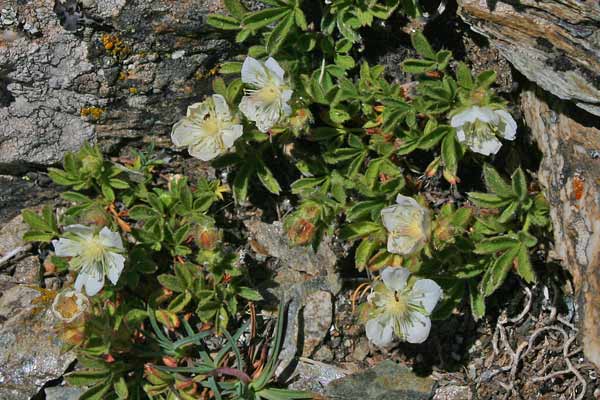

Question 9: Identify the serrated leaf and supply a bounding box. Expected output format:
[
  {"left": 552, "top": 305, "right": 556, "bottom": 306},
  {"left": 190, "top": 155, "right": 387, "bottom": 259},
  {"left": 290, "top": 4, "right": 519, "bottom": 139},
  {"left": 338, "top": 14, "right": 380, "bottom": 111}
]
[
  {"left": 243, "top": 7, "right": 289, "bottom": 31},
  {"left": 411, "top": 31, "right": 436, "bottom": 59},
  {"left": 516, "top": 244, "right": 536, "bottom": 283},
  {"left": 475, "top": 235, "right": 519, "bottom": 254},
  {"left": 256, "top": 161, "right": 281, "bottom": 194},
  {"left": 238, "top": 287, "right": 263, "bottom": 301},
  {"left": 157, "top": 274, "right": 185, "bottom": 292},
  {"left": 456, "top": 62, "right": 474, "bottom": 89},
  {"left": 233, "top": 164, "right": 253, "bottom": 203},
  {"left": 483, "top": 164, "right": 512, "bottom": 196},
  {"left": 468, "top": 192, "right": 513, "bottom": 209},
  {"left": 64, "top": 370, "right": 111, "bottom": 386},
  {"left": 476, "top": 70, "right": 497, "bottom": 88},
  {"left": 266, "top": 11, "right": 294, "bottom": 55},
  {"left": 224, "top": 0, "right": 247, "bottom": 19},
  {"left": 207, "top": 14, "right": 241, "bottom": 30},
  {"left": 402, "top": 59, "right": 437, "bottom": 74},
  {"left": 339, "top": 222, "right": 382, "bottom": 240},
  {"left": 511, "top": 168, "right": 528, "bottom": 201},
  {"left": 220, "top": 62, "right": 243, "bottom": 74},
  {"left": 355, "top": 239, "right": 378, "bottom": 271},
  {"left": 481, "top": 246, "right": 519, "bottom": 296}
]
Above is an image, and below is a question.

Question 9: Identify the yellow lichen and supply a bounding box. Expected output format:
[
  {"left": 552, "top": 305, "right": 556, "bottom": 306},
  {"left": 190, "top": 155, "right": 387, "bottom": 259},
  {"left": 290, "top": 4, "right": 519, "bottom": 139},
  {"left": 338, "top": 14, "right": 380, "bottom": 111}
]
[
  {"left": 129, "top": 87, "right": 138, "bottom": 95},
  {"left": 80, "top": 107, "right": 105, "bottom": 120},
  {"left": 101, "top": 33, "right": 130, "bottom": 58}
]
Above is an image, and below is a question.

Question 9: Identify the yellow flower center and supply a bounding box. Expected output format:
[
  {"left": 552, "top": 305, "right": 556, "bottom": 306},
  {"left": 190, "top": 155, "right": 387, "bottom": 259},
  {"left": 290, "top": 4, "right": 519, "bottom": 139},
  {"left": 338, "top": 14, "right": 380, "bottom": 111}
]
[
  {"left": 386, "top": 291, "right": 409, "bottom": 316},
  {"left": 257, "top": 84, "right": 281, "bottom": 103},
  {"left": 393, "top": 217, "right": 424, "bottom": 239},
  {"left": 82, "top": 237, "right": 107, "bottom": 263},
  {"left": 202, "top": 117, "right": 220, "bottom": 136}
]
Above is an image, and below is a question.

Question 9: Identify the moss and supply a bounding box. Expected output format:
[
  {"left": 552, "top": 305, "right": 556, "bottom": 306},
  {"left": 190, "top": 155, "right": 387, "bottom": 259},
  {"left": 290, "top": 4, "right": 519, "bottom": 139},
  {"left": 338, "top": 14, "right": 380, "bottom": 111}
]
[{"left": 80, "top": 107, "right": 105, "bottom": 120}]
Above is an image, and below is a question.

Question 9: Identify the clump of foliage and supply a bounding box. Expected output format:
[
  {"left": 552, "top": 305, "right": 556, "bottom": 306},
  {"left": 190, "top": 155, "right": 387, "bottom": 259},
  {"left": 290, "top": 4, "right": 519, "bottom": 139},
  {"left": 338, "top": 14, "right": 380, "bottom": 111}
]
[{"left": 22, "top": 0, "right": 553, "bottom": 397}]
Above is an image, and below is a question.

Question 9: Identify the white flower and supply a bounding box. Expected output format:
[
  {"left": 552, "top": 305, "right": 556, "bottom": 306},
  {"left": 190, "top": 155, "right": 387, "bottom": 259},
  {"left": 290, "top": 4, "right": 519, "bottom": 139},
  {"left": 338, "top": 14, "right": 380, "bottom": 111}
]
[
  {"left": 381, "top": 194, "right": 431, "bottom": 256},
  {"left": 365, "top": 267, "right": 442, "bottom": 347},
  {"left": 450, "top": 106, "right": 517, "bottom": 156},
  {"left": 239, "top": 56, "right": 292, "bottom": 132},
  {"left": 172, "top": 94, "right": 243, "bottom": 161},
  {"left": 52, "top": 289, "right": 90, "bottom": 323},
  {"left": 52, "top": 225, "right": 126, "bottom": 296}
]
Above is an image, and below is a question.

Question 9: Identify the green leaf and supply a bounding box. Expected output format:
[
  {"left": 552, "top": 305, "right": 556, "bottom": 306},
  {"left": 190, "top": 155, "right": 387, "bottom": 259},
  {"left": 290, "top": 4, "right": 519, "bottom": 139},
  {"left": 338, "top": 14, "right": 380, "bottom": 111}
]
[
  {"left": 208, "top": 14, "right": 241, "bottom": 30},
  {"left": 64, "top": 369, "right": 110, "bottom": 386},
  {"left": 266, "top": 11, "right": 294, "bottom": 55},
  {"left": 109, "top": 178, "right": 129, "bottom": 189},
  {"left": 498, "top": 201, "right": 519, "bottom": 223},
  {"left": 511, "top": 168, "right": 528, "bottom": 201},
  {"left": 256, "top": 161, "right": 281, "bottom": 194},
  {"left": 79, "top": 382, "right": 112, "bottom": 400},
  {"left": 168, "top": 291, "right": 192, "bottom": 313},
  {"left": 114, "top": 377, "right": 129, "bottom": 399},
  {"left": 233, "top": 164, "right": 253, "bottom": 203},
  {"left": 335, "top": 54, "right": 355, "bottom": 70},
  {"left": 516, "top": 244, "right": 536, "bottom": 283},
  {"left": 291, "top": 177, "right": 327, "bottom": 194},
  {"left": 441, "top": 132, "right": 461, "bottom": 179},
  {"left": 468, "top": 192, "right": 513, "bottom": 209},
  {"left": 355, "top": 239, "right": 378, "bottom": 271},
  {"left": 456, "top": 62, "right": 474, "bottom": 89},
  {"left": 22, "top": 210, "right": 51, "bottom": 232},
  {"left": 23, "top": 231, "right": 55, "bottom": 243},
  {"left": 219, "top": 62, "right": 242, "bottom": 74},
  {"left": 411, "top": 32, "right": 436, "bottom": 59},
  {"left": 346, "top": 200, "right": 384, "bottom": 221},
  {"left": 469, "top": 280, "right": 485, "bottom": 320},
  {"left": 243, "top": 7, "right": 289, "bottom": 31},
  {"left": 339, "top": 222, "right": 382, "bottom": 240},
  {"left": 101, "top": 183, "right": 115, "bottom": 202},
  {"left": 475, "top": 235, "right": 519, "bottom": 254},
  {"left": 224, "top": 0, "right": 247, "bottom": 19},
  {"left": 294, "top": 7, "right": 307, "bottom": 30},
  {"left": 481, "top": 246, "right": 519, "bottom": 296},
  {"left": 402, "top": 59, "right": 437, "bottom": 74},
  {"left": 157, "top": 274, "right": 185, "bottom": 292},
  {"left": 483, "top": 164, "right": 512, "bottom": 196},
  {"left": 238, "top": 287, "right": 264, "bottom": 301},
  {"left": 476, "top": 70, "right": 497, "bottom": 88}
]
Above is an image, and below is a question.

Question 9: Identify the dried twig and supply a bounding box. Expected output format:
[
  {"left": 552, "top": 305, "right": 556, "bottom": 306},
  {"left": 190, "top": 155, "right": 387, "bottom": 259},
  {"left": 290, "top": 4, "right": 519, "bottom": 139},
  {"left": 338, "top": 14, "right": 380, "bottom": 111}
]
[{"left": 0, "top": 244, "right": 33, "bottom": 270}]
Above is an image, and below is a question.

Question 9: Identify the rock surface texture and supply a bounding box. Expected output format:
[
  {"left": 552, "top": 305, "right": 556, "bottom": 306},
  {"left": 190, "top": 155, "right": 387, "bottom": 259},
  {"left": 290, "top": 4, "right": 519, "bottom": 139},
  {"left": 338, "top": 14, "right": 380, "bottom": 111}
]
[
  {"left": 0, "top": 0, "right": 230, "bottom": 172},
  {"left": 457, "top": 0, "right": 600, "bottom": 116},
  {"left": 521, "top": 88, "right": 600, "bottom": 369}
]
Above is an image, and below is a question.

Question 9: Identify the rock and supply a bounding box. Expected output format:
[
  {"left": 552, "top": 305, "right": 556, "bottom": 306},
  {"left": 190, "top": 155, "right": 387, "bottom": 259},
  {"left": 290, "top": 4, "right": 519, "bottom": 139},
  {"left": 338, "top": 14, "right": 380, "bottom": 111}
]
[
  {"left": 350, "top": 337, "right": 370, "bottom": 362},
  {"left": 1, "top": 0, "right": 229, "bottom": 171},
  {"left": 0, "top": 285, "right": 76, "bottom": 399},
  {"left": 302, "top": 290, "right": 333, "bottom": 357},
  {"left": 521, "top": 88, "right": 600, "bottom": 368},
  {"left": 287, "top": 359, "right": 348, "bottom": 395},
  {"left": 433, "top": 385, "right": 472, "bottom": 400},
  {"left": 457, "top": 0, "right": 600, "bottom": 116},
  {"left": 45, "top": 386, "right": 85, "bottom": 400},
  {"left": 245, "top": 220, "right": 341, "bottom": 376},
  {"left": 324, "top": 360, "right": 435, "bottom": 400},
  {"left": 0, "top": 213, "right": 29, "bottom": 254},
  {"left": 0, "top": 174, "right": 59, "bottom": 224},
  {"left": 313, "top": 346, "right": 334, "bottom": 363},
  {"left": 12, "top": 255, "right": 40, "bottom": 284}
]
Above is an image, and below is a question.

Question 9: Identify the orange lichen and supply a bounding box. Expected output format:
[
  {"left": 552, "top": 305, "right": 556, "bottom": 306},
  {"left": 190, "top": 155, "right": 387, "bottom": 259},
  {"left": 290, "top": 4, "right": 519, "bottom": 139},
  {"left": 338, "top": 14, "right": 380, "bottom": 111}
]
[
  {"left": 80, "top": 107, "right": 105, "bottom": 120},
  {"left": 101, "top": 33, "right": 130, "bottom": 58}
]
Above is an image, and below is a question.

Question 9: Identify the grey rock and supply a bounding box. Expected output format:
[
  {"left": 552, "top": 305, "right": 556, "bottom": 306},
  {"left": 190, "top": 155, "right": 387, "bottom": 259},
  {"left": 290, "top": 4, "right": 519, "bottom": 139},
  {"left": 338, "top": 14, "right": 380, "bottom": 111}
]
[
  {"left": 245, "top": 220, "right": 341, "bottom": 376},
  {"left": 457, "top": 0, "right": 600, "bottom": 116},
  {"left": 350, "top": 337, "right": 370, "bottom": 362},
  {"left": 325, "top": 360, "right": 435, "bottom": 400},
  {"left": 433, "top": 385, "right": 472, "bottom": 400},
  {"left": 12, "top": 255, "right": 40, "bottom": 284},
  {"left": 0, "top": 213, "right": 29, "bottom": 255},
  {"left": 0, "top": 285, "right": 76, "bottom": 399},
  {"left": 521, "top": 88, "right": 600, "bottom": 369},
  {"left": 287, "top": 360, "right": 348, "bottom": 395},
  {"left": 45, "top": 386, "right": 85, "bottom": 400},
  {"left": 0, "top": 0, "right": 231, "bottom": 174},
  {"left": 0, "top": 173, "right": 59, "bottom": 225},
  {"left": 302, "top": 290, "right": 333, "bottom": 357}
]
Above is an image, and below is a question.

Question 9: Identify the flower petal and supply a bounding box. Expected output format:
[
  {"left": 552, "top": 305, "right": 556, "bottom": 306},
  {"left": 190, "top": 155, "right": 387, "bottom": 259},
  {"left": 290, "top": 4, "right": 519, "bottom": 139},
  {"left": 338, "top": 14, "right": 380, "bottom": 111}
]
[
  {"left": 212, "top": 94, "right": 231, "bottom": 121},
  {"left": 171, "top": 119, "right": 205, "bottom": 147},
  {"left": 186, "top": 101, "right": 210, "bottom": 120},
  {"left": 264, "top": 57, "right": 285, "bottom": 83},
  {"left": 64, "top": 224, "right": 94, "bottom": 239},
  {"left": 470, "top": 136, "right": 502, "bottom": 156},
  {"left": 188, "top": 136, "right": 223, "bottom": 161},
  {"left": 75, "top": 267, "right": 105, "bottom": 296},
  {"left": 53, "top": 238, "right": 82, "bottom": 257},
  {"left": 495, "top": 109, "right": 517, "bottom": 140},
  {"left": 281, "top": 89, "right": 293, "bottom": 117},
  {"left": 455, "top": 127, "right": 466, "bottom": 143},
  {"left": 241, "top": 56, "right": 268, "bottom": 87},
  {"left": 402, "top": 311, "right": 432, "bottom": 344},
  {"left": 106, "top": 253, "right": 125, "bottom": 285},
  {"left": 387, "top": 234, "right": 420, "bottom": 255},
  {"left": 221, "top": 124, "right": 243, "bottom": 148},
  {"left": 365, "top": 316, "right": 394, "bottom": 347},
  {"left": 99, "top": 227, "right": 124, "bottom": 250},
  {"left": 381, "top": 267, "right": 410, "bottom": 292},
  {"left": 254, "top": 103, "right": 281, "bottom": 132},
  {"left": 239, "top": 95, "right": 259, "bottom": 122},
  {"left": 380, "top": 204, "right": 402, "bottom": 232},
  {"left": 410, "top": 279, "right": 443, "bottom": 313}
]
